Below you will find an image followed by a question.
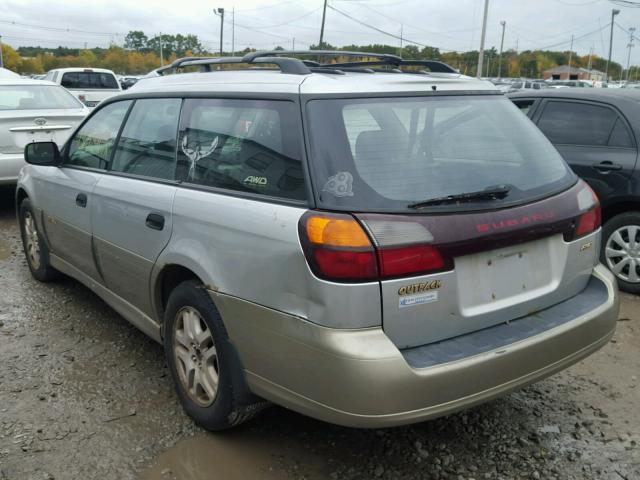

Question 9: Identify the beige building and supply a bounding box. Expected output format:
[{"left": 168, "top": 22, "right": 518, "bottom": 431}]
[{"left": 543, "top": 65, "right": 604, "bottom": 82}]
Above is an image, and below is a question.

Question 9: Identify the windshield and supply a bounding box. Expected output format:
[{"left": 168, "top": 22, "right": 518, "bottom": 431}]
[
  {"left": 306, "top": 95, "right": 574, "bottom": 212},
  {"left": 0, "top": 85, "right": 84, "bottom": 110}
]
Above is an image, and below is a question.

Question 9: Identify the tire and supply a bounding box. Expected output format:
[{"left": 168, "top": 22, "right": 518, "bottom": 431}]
[
  {"left": 601, "top": 211, "right": 640, "bottom": 294},
  {"left": 163, "top": 280, "right": 266, "bottom": 431},
  {"left": 18, "top": 199, "right": 59, "bottom": 282}
]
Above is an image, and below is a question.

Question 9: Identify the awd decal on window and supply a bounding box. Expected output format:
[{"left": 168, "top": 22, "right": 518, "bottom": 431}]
[
  {"left": 398, "top": 281, "right": 442, "bottom": 309},
  {"left": 244, "top": 176, "right": 268, "bottom": 186}
]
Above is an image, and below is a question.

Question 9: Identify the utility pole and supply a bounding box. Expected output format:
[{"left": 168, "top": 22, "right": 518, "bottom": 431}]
[
  {"left": 231, "top": 7, "right": 235, "bottom": 56},
  {"left": 159, "top": 32, "right": 164, "bottom": 66},
  {"left": 0, "top": 35, "right": 3, "bottom": 68},
  {"left": 626, "top": 27, "right": 636, "bottom": 82},
  {"left": 292, "top": 37, "right": 295, "bottom": 51},
  {"left": 399, "top": 24, "right": 403, "bottom": 58},
  {"left": 498, "top": 20, "right": 506, "bottom": 79},
  {"left": 477, "top": 0, "right": 490, "bottom": 79},
  {"left": 215, "top": 8, "right": 225, "bottom": 56},
  {"left": 319, "top": 0, "right": 328, "bottom": 48},
  {"left": 568, "top": 34, "right": 574, "bottom": 79},
  {"left": 587, "top": 46, "right": 593, "bottom": 71},
  {"left": 606, "top": 9, "right": 621, "bottom": 83}
]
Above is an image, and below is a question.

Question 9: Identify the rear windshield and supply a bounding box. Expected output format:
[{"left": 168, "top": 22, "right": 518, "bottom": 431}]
[
  {"left": 0, "top": 85, "right": 83, "bottom": 110},
  {"left": 306, "top": 95, "right": 574, "bottom": 212},
  {"left": 61, "top": 72, "right": 119, "bottom": 90}
]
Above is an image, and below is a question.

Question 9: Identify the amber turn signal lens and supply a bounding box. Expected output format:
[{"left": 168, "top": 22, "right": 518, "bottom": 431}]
[{"left": 306, "top": 215, "right": 372, "bottom": 248}]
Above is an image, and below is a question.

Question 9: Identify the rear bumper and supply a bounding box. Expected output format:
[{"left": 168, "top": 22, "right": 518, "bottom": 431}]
[
  {"left": 211, "top": 264, "right": 619, "bottom": 428},
  {"left": 0, "top": 152, "right": 24, "bottom": 185}
]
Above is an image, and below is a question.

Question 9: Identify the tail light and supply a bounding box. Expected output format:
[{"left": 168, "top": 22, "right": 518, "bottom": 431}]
[
  {"left": 299, "top": 212, "right": 448, "bottom": 283},
  {"left": 574, "top": 184, "right": 601, "bottom": 238}
]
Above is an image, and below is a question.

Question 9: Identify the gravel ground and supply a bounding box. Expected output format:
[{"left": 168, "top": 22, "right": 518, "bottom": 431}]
[{"left": 0, "top": 185, "right": 638, "bottom": 480}]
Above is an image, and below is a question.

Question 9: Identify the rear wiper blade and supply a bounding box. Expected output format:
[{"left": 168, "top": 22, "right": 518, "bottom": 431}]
[{"left": 408, "top": 185, "right": 511, "bottom": 209}]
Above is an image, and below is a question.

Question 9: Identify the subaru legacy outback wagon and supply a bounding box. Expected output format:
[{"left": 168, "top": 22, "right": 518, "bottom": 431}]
[{"left": 16, "top": 51, "right": 619, "bottom": 430}]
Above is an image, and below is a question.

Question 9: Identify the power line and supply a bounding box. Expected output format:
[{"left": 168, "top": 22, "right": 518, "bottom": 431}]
[
  {"left": 232, "top": 8, "right": 321, "bottom": 29},
  {"left": 327, "top": 4, "right": 460, "bottom": 51},
  {"left": 0, "top": 19, "right": 122, "bottom": 37}
]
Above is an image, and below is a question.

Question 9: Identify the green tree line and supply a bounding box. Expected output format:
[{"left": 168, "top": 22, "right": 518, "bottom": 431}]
[{"left": 1, "top": 31, "right": 630, "bottom": 79}]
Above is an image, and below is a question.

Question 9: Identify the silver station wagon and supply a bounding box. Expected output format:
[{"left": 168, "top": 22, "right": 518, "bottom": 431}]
[{"left": 16, "top": 51, "right": 619, "bottom": 430}]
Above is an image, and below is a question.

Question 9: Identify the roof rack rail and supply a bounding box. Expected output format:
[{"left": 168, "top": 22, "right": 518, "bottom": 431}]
[
  {"left": 242, "top": 50, "right": 403, "bottom": 63},
  {"left": 155, "top": 54, "right": 312, "bottom": 76},
  {"left": 321, "top": 59, "right": 457, "bottom": 74},
  {"left": 152, "top": 51, "right": 457, "bottom": 77}
]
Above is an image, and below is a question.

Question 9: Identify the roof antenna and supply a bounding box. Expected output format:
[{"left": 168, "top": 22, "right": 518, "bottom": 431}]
[{"left": 431, "top": 85, "right": 437, "bottom": 91}]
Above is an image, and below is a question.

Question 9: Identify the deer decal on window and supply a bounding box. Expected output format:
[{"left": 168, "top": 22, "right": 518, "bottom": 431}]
[{"left": 181, "top": 135, "right": 219, "bottom": 180}]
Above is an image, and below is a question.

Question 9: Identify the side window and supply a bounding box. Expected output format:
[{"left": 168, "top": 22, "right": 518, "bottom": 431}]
[
  {"left": 177, "top": 98, "right": 306, "bottom": 201},
  {"left": 537, "top": 101, "right": 617, "bottom": 146},
  {"left": 608, "top": 118, "right": 635, "bottom": 148},
  {"left": 66, "top": 100, "right": 132, "bottom": 169},
  {"left": 512, "top": 99, "right": 535, "bottom": 115},
  {"left": 111, "top": 99, "right": 181, "bottom": 180}
]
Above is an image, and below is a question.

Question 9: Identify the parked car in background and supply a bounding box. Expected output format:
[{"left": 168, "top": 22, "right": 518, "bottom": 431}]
[
  {"left": 499, "top": 80, "right": 549, "bottom": 93},
  {"left": 0, "top": 78, "right": 88, "bottom": 184},
  {"left": 15, "top": 51, "right": 618, "bottom": 431},
  {"left": 510, "top": 89, "right": 640, "bottom": 293},
  {"left": 45, "top": 67, "right": 121, "bottom": 108},
  {"left": 119, "top": 76, "right": 141, "bottom": 90},
  {"left": 548, "top": 80, "right": 594, "bottom": 89}
]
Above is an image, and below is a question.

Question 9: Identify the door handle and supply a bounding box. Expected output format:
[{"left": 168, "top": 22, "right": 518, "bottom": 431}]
[
  {"left": 75, "top": 193, "right": 87, "bottom": 208},
  {"left": 145, "top": 213, "right": 165, "bottom": 231},
  {"left": 592, "top": 161, "right": 623, "bottom": 172}
]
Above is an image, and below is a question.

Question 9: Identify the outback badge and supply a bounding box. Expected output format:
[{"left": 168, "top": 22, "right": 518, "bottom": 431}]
[{"left": 398, "top": 280, "right": 442, "bottom": 296}]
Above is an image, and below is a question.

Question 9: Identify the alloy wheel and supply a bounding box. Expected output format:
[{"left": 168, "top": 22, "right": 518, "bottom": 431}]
[
  {"left": 23, "top": 211, "right": 41, "bottom": 270},
  {"left": 172, "top": 306, "right": 219, "bottom": 407}
]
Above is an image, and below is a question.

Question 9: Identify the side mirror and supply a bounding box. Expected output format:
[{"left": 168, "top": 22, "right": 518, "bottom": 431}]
[{"left": 24, "top": 142, "right": 61, "bottom": 166}]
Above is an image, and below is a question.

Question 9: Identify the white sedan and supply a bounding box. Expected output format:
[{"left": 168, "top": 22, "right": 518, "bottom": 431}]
[{"left": 0, "top": 79, "right": 89, "bottom": 184}]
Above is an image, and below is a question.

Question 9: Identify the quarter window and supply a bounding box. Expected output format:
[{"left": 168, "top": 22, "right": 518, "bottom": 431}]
[
  {"left": 608, "top": 118, "right": 634, "bottom": 148},
  {"left": 66, "top": 100, "right": 132, "bottom": 169},
  {"left": 537, "top": 101, "right": 617, "bottom": 146},
  {"left": 110, "top": 99, "right": 181, "bottom": 180},
  {"left": 177, "top": 98, "right": 306, "bottom": 201}
]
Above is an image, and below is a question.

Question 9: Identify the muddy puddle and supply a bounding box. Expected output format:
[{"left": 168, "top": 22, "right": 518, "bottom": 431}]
[{"left": 139, "top": 426, "right": 330, "bottom": 480}]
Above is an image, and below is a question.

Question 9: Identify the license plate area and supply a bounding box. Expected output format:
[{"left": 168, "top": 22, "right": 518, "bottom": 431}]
[{"left": 455, "top": 235, "right": 564, "bottom": 317}]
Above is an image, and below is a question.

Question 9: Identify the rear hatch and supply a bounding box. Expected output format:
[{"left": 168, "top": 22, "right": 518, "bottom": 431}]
[
  {"left": 355, "top": 182, "right": 600, "bottom": 347},
  {"left": 0, "top": 109, "right": 86, "bottom": 154},
  {"left": 304, "top": 93, "right": 601, "bottom": 348}
]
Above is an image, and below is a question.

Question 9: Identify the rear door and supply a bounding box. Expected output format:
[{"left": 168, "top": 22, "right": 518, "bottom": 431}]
[
  {"left": 37, "top": 100, "right": 132, "bottom": 280},
  {"left": 91, "top": 98, "right": 181, "bottom": 316},
  {"left": 532, "top": 99, "right": 638, "bottom": 204}
]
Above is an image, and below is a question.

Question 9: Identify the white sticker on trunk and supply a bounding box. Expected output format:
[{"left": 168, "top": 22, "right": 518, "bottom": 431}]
[{"left": 399, "top": 291, "right": 438, "bottom": 308}]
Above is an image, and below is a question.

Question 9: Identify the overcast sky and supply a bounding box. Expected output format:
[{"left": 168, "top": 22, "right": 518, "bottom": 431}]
[{"left": 1, "top": 0, "right": 640, "bottom": 64}]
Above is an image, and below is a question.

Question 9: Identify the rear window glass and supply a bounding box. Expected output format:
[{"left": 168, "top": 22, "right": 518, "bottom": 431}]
[
  {"left": 538, "top": 101, "right": 617, "bottom": 146},
  {"left": 61, "top": 72, "right": 119, "bottom": 89},
  {"left": 0, "top": 85, "right": 83, "bottom": 110},
  {"left": 177, "top": 98, "right": 306, "bottom": 201},
  {"left": 306, "top": 95, "right": 574, "bottom": 212}
]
